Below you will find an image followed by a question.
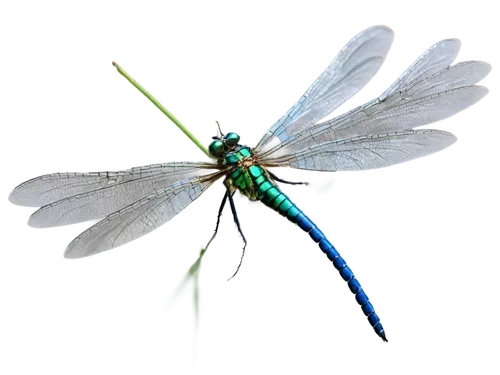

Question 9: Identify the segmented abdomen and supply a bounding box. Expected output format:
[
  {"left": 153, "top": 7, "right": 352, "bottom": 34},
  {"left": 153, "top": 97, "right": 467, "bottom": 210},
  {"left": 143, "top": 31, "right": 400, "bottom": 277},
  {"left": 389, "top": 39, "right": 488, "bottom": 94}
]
[{"left": 247, "top": 164, "right": 388, "bottom": 341}]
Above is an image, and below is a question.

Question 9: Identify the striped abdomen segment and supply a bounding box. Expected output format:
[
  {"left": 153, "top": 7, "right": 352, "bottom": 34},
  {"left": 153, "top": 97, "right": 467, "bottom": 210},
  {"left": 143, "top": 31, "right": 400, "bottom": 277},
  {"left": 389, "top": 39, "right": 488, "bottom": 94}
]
[{"left": 248, "top": 165, "right": 388, "bottom": 341}]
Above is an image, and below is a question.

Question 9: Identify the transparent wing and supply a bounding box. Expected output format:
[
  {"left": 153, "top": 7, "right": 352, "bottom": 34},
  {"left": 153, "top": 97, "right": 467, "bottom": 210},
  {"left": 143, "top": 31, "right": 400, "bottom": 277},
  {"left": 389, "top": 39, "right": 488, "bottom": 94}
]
[
  {"left": 260, "top": 84, "right": 487, "bottom": 160},
  {"left": 262, "top": 129, "right": 456, "bottom": 171},
  {"left": 379, "top": 38, "right": 461, "bottom": 101},
  {"left": 256, "top": 25, "right": 394, "bottom": 150},
  {"left": 259, "top": 60, "right": 490, "bottom": 160},
  {"left": 64, "top": 171, "right": 224, "bottom": 259},
  {"left": 8, "top": 160, "right": 223, "bottom": 230}
]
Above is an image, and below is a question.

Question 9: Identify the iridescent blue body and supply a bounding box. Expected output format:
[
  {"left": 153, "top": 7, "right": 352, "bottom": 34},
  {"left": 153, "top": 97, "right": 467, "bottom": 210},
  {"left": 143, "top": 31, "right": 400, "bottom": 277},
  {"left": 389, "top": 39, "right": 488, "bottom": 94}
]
[{"left": 222, "top": 144, "right": 387, "bottom": 341}]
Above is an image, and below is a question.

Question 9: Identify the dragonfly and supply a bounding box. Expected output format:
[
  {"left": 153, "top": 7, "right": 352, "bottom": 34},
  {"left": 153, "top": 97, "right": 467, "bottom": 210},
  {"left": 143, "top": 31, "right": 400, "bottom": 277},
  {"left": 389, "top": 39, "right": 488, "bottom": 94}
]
[{"left": 9, "top": 26, "right": 490, "bottom": 342}]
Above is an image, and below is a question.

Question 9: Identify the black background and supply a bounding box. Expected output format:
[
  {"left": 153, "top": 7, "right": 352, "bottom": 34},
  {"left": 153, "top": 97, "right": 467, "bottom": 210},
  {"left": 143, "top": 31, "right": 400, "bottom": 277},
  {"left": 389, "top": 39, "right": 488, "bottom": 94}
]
[{"left": 2, "top": 15, "right": 497, "bottom": 368}]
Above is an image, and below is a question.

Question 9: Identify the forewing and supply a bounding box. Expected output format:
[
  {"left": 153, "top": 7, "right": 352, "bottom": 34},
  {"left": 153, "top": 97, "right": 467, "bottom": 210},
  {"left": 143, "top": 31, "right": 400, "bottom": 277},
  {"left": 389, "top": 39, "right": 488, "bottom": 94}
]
[
  {"left": 312, "top": 59, "right": 494, "bottom": 143},
  {"left": 64, "top": 172, "right": 224, "bottom": 259},
  {"left": 256, "top": 25, "right": 394, "bottom": 150},
  {"left": 9, "top": 160, "right": 222, "bottom": 230},
  {"left": 258, "top": 35, "right": 494, "bottom": 173},
  {"left": 257, "top": 85, "right": 490, "bottom": 173},
  {"left": 379, "top": 39, "right": 461, "bottom": 101}
]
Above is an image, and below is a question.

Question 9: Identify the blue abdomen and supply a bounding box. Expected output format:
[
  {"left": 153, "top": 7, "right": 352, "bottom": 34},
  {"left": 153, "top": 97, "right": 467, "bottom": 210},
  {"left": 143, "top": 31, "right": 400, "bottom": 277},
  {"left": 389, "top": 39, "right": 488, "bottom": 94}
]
[
  {"left": 294, "top": 212, "right": 388, "bottom": 341},
  {"left": 248, "top": 164, "right": 387, "bottom": 341}
]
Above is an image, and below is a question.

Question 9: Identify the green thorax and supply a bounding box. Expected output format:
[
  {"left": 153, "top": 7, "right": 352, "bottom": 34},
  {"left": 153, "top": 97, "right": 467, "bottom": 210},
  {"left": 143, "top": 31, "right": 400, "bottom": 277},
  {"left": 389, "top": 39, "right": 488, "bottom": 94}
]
[
  {"left": 226, "top": 150, "right": 295, "bottom": 220},
  {"left": 224, "top": 146, "right": 277, "bottom": 201}
]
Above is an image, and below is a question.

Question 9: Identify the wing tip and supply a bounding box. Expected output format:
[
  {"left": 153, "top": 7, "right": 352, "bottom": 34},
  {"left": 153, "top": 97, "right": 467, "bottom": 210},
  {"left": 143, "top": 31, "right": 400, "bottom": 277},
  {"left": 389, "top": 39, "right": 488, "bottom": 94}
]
[
  {"left": 474, "top": 58, "right": 496, "bottom": 81},
  {"left": 473, "top": 85, "right": 489, "bottom": 100},
  {"left": 433, "top": 35, "right": 464, "bottom": 58},
  {"left": 367, "top": 25, "right": 394, "bottom": 37},
  {"left": 8, "top": 188, "right": 32, "bottom": 207}
]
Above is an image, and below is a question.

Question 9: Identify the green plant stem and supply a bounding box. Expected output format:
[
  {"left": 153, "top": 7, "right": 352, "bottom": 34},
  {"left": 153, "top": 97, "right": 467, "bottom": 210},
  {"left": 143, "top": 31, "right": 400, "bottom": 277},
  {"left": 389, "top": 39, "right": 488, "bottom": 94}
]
[{"left": 111, "top": 59, "right": 211, "bottom": 159}]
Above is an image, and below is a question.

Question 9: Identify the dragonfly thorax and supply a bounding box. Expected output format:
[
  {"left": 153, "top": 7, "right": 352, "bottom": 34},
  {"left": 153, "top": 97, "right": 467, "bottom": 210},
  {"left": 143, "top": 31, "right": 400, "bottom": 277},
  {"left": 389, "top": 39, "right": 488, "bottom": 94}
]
[
  {"left": 224, "top": 145, "right": 267, "bottom": 201},
  {"left": 208, "top": 133, "right": 260, "bottom": 194},
  {"left": 223, "top": 146, "right": 253, "bottom": 166}
]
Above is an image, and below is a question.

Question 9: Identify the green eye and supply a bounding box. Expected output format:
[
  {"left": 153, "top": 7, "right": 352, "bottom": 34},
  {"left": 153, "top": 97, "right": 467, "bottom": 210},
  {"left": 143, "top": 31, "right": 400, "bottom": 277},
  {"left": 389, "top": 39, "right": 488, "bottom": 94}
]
[
  {"left": 225, "top": 132, "right": 240, "bottom": 145},
  {"left": 208, "top": 140, "right": 224, "bottom": 157}
]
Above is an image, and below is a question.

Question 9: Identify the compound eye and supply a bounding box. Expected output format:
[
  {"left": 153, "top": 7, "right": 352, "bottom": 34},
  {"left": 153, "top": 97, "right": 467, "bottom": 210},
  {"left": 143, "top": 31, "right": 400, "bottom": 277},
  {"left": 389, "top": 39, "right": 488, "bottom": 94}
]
[
  {"left": 208, "top": 140, "right": 224, "bottom": 157},
  {"left": 225, "top": 132, "right": 240, "bottom": 145}
]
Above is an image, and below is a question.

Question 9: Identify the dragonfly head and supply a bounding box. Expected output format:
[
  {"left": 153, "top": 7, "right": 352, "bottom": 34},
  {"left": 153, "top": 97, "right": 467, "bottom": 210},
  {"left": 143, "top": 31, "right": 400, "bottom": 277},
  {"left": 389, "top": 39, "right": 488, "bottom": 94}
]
[
  {"left": 224, "top": 130, "right": 241, "bottom": 146},
  {"left": 208, "top": 132, "right": 240, "bottom": 157},
  {"left": 208, "top": 138, "right": 224, "bottom": 157}
]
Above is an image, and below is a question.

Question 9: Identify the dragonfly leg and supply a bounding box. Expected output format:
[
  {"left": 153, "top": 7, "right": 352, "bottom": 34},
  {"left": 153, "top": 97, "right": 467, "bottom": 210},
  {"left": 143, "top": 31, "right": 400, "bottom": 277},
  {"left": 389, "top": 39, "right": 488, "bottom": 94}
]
[
  {"left": 267, "top": 169, "right": 304, "bottom": 186},
  {"left": 206, "top": 189, "right": 231, "bottom": 247},
  {"left": 267, "top": 169, "right": 335, "bottom": 195},
  {"left": 163, "top": 190, "right": 230, "bottom": 314},
  {"left": 184, "top": 190, "right": 231, "bottom": 368},
  {"left": 227, "top": 193, "right": 249, "bottom": 283}
]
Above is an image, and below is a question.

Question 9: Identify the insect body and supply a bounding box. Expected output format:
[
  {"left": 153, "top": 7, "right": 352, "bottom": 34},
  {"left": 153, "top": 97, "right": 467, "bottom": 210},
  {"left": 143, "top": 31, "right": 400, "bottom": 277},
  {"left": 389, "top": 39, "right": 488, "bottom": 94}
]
[
  {"left": 211, "top": 132, "right": 387, "bottom": 340},
  {"left": 8, "top": 24, "right": 494, "bottom": 362}
]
